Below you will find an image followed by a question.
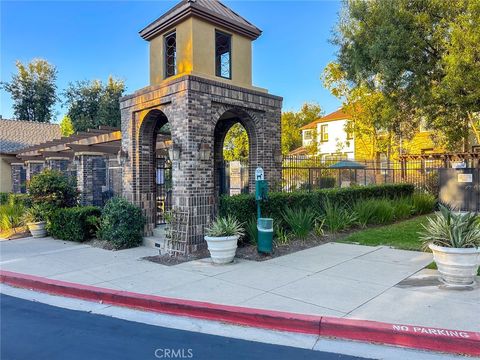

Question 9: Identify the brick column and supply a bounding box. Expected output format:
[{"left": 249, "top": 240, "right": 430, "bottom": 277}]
[
  {"left": 75, "top": 152, "right": 107, "bottom": 206},
  {"left": 11, "top": 163, "right": 27, "bottom": 193}
]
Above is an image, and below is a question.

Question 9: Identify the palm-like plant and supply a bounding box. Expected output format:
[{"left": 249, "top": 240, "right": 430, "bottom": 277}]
[
  {"left": 419, "top": 205, "right": 480, "bottom": 250},
  {"left": 205, "top": 215, "right": 244, "bottom": 237}
]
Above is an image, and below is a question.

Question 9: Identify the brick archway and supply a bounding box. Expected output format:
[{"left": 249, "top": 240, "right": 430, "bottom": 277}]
[
  {"left": 137, "top": 109, "right": 169, "bottom": 232},
  {"left": 213, "top": 107, "right": 258, "bottom": 199}
]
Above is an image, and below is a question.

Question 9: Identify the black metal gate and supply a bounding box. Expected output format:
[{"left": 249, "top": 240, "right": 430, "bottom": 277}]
[
  {"left": 156, "top": 157, "right": 172, "bottom": 225},
  {"left": 439, "top": 168, "right": 480, "bottom": 212}
]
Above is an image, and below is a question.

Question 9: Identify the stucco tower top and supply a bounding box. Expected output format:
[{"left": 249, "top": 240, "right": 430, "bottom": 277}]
[{"left": 140, "top": 0, "right": 263, "bottom": 90}]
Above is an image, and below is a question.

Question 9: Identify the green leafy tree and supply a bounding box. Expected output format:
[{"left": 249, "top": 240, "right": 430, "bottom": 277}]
[
  {"left": 63, "top": 76, "right": 125, "bottom": 131},
  {"left": 1, "top": 59, "right": 57, "bottom": 122},
  {"left": 282, "top": 103, "right": 323, "bottom": 155},
  {"left": 333, "top": 0, "right": 474, "bottom": 150},
  {"left": 223, "top": 123, "right": 249, "bottom": 161},
  {"left": 60, "top": 115, "right": 75, "bottom": 136}
]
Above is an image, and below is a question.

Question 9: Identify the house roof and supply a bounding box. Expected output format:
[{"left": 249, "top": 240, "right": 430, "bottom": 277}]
[
  {"left": 300, "top": 109, "right": 351, "bottom": 130},
  {"left": 139, "top": 0, "right": 262, "bottom": 41},
  {"left": 0, "top": 119, "right": 61, "bottom": 155},
  {"left": 288, "top": 146, "right": 309, "bottom": 156}
]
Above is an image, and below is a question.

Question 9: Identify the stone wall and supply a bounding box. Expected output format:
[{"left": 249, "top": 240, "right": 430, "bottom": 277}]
[
  {"left": 11, "top": 164, "right": 26, "bottom": 194},
  {"left": 120, "top": 75, "right": 282, "bottom": 252},
  {"left": 76, "top": 154, "right": 107, "bottom": 207}
]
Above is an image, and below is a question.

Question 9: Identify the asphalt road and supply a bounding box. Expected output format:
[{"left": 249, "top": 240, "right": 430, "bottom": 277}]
[{"left": 0, "top": 294, "right": 370, "bottom": 360}]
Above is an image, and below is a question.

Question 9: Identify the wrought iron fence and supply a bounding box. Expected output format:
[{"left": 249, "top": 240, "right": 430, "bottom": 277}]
[{"left": 281, "top": 157, "right": 444, "bottom": 193}]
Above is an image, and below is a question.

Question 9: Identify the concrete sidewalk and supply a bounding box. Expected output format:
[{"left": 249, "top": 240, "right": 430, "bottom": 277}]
[{"left": 1, "top": 237, "right": 478, "bottom": 332}]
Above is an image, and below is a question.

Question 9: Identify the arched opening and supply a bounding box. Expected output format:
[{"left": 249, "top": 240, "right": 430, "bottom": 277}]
[
  {"left": 138, "top": 109, "right": 172, "bottom": 231},
  {"left": 214, "top": 109, "right": 257, "bottom": 198}
]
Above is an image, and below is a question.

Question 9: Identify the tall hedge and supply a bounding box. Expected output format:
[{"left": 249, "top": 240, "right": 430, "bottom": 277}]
[
  {"left": 48, "top": 206, "right": 101, "bottom": 242},
  {"left": 219, "top": 184, "right": 415, "bottom": 225}
]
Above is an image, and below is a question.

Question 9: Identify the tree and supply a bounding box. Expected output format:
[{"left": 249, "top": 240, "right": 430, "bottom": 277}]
[
  {"left": 223, "top": 123, "right": 249, "bottom": 161},
  {"left": 431, "top": 0, "right": 480, "bottom": 149},
  {"left": 333, "top": 0, "right": 475, "bottom": 150},
  {"left": 1, "top": 59, "right": 57, "bottom": 122},
  {"left": 60, "top": 115, "right": 75, "bottom": 136},
  {"left": 63, "top": 76, "right": 125, "bottom": 132},
  {"left": 281, "top": 103, "right": 323, "bottom": 155},
  {"left": 323, "top": 62, "right": 414, "bottom": 160}
]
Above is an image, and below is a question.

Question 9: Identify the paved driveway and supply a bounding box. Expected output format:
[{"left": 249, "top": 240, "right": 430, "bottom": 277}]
[{"left": 1, "top": 237, "right": 478, "bottom": 332}]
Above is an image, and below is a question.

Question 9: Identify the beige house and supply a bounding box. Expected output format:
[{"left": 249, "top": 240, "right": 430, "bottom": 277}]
[{"left": 0, "top": 119, "right": 61, "bottom": 193}]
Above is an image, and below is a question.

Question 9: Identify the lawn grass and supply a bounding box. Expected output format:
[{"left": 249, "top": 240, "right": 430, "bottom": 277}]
[{"left": 338, "top": 215, "right": 430, "bottom": 251}]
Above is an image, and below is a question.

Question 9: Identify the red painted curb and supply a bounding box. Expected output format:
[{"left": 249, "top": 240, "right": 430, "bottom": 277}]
[
  {"left": 0, "top": 270, "right": 320, "bottom": 335},
  {"left": 1, "top": 270, "right": 479, "bottom": 356}
]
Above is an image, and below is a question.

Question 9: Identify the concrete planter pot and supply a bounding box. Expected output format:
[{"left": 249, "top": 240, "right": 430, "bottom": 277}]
[
  {"left": 204, "top": 235, "right": 239, "bottom": 264},
  {"left": 27, "top": 221, "right": 47, "bottom": 238},
  {"left": 429, "top": 243, "right": 480, "bottom": 287}
]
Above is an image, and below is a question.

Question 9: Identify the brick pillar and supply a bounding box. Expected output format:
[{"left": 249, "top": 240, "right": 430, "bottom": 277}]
[
  {"left": 25, "top": 160, "right": 45, "bottom": 182},
  {"left": 75, "top": 153, "right": 107, "bottom": 206},
  {"left": 11, "top": 163, "right": 27, "bottom": 193}
]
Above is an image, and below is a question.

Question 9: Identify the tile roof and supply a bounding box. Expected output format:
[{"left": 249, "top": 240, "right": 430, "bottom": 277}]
[
  {"left": 0, "top": 119, "right": 61, "bottom": 154},
  {"left": 300, "top": 109, "right": 351, "bottom": 130},
  {"left": 140, "top": 0, "right": 261, "bottom": 41}
]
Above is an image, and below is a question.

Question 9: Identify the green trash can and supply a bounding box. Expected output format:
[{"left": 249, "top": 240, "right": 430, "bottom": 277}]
[{"left": 257, "top": 218, "right": 273, "bottom": 254}]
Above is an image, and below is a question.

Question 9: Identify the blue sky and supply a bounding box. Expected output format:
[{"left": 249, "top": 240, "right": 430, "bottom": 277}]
[{"left": 1, "top": 0, "right": 342, "bottom": 122}]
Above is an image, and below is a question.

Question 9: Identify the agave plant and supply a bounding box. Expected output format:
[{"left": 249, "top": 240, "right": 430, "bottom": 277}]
[
  {"left": 419, "top": 205, "right": 480, "bottom": 250},
  {"left": 205, "top": 215, "right": 244, "bottom": 238}
]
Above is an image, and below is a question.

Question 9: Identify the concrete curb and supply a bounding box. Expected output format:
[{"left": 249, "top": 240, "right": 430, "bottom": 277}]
[{"left": 1, "top": 270, "right": 479, "bottom": 356}]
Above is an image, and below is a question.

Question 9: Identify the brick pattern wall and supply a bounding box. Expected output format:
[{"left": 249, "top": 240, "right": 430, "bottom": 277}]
[
  {"left": 76, "top": 154, "right": 107, "bottom": 207},
  {"left": 11, "top": 164, "right": 26, "bottom": 194},
  {"left": 26, "top": 161, "right": 44, "bottom": 181},
  {"left": 120, "top": 75, "right": 282, "bottom": 253}
]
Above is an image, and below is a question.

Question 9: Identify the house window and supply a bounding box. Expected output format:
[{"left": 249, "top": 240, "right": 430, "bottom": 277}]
[
  {"left": 320, "top": 124, "right": 329, "bottom": 142},
  {"left": 164, "top": 32, "right": 177, "bottom": 78},
  {"left": 215, "top": 30, "right": 231, "bottom": 79},
  {"left": 346, "top": 122, "right": 354, "bottom": 140},
  {"left": 303, "top": 130, "right": 312, "bottom": 141}
]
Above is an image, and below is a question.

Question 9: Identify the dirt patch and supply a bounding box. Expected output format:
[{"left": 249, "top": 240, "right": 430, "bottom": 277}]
[
  {"left": 143, "top": 248, "right": 210, "bottom": 266},
  {"left": 235, "top": 232, "right": 351, "bottom": 261},
  {"left": 84, "top": 239, "right": 117, "bottom": 251}
]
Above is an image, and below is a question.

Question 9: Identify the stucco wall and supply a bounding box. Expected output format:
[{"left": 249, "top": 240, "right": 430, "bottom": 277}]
[
  {"left": 0, "top": 156, "right": 13, "bottom": 193},
  {"left": 149, "top": 17, "right": 258, "bottom": 91},
  {"left": 302, "top": 119, "right": 354, "bottom": 159}
]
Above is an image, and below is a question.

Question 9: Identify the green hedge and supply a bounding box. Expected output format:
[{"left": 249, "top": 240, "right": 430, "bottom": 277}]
[
  {"left": 97, "top": 197, "right": 145, "bottom": 249},
  {"left": 220, "top": 184, "right": 415, "bottom": 225},
  {"left": 48, "top": 206, "right": 101, "bottom": 242}
]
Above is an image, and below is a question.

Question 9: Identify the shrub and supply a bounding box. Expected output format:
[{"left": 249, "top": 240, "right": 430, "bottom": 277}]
[
  {"left": 243, "top": 217, "right": 258, "bottom": 245},
  {"left": 219, "top": 184, "right": 414, "bottom": 226},
  {"left": 393, "top": 197, "right": 414, "bottom": 220},
  {"left": 0, "top": 202, "right": 25, "bottom": 231},
  {"left": 413, "top": 192, "right": 437, "bottom": 215},
  {"left": 419, "top": 205, "right": 480, "bottom": 249},
  {"left": 205, "top": 215, "right": 244, "bottom": 237},
  {"left": 318, "top": 177, "right": 336, "bottom": 188},
  {"left": 274, "top": 223, "right": 292, "bottom": 246},
  {"left": 282, "top": 207, "right": 316, "bottom": 239},
  {"left": 28, "top": 169, "right": 78, "bottom": 208},
  {"left": 371, "top": 198, "right": 395, "bottom": 224},
  {"left": 0, "top": 193, "right": 9, "bottom": 205},
  {"left": 322, "top": 199, "right": 356, "bottom": 233},
  {"left": 97, "top": 197, "right": 145, "bottom": 249},
  {"left": 353, "top": 199, "right": 378, "bottom": 228},
  {"left": 48, "top": 206, "right": 101, "bottom": 242},
  {"left": 22, "top": 204, "right": 48, "bottom": 223}
]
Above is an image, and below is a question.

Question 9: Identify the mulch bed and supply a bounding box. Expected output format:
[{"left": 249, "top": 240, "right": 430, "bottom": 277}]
[{"left": 143, "top": 248, "right": 209, "bottom": 266}]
